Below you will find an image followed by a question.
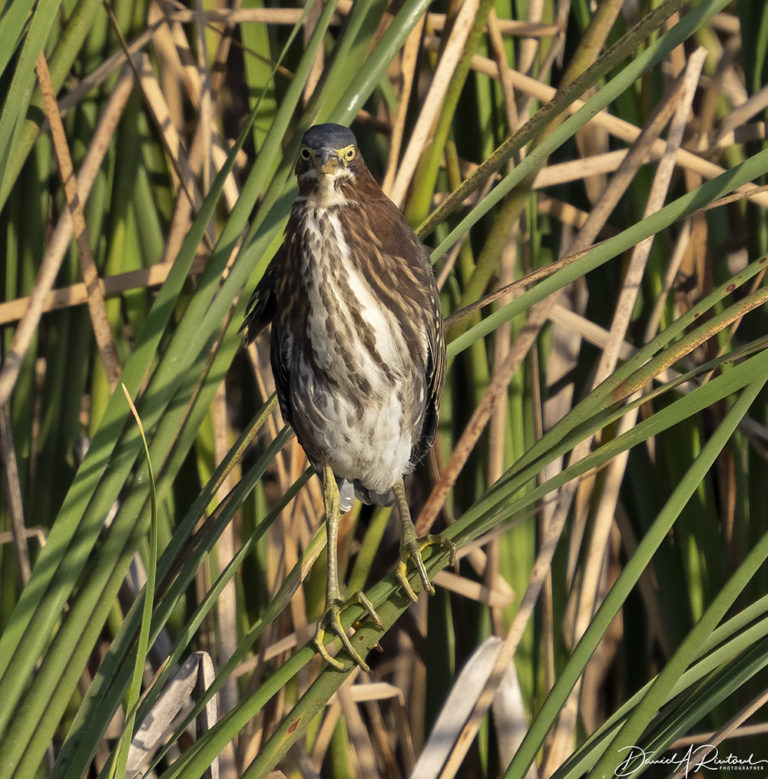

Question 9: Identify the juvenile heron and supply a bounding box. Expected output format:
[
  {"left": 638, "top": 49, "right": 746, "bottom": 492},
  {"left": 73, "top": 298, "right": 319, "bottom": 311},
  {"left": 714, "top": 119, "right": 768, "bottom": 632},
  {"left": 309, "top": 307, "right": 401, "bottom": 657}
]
[{"left": 243, "top": 123, "right": 454, "bottom": 670}]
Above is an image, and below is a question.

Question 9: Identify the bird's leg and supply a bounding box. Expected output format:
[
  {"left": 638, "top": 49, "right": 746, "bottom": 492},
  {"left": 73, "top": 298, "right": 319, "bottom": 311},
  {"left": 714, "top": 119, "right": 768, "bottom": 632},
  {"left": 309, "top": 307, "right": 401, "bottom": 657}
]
[
  {"left": 394, "top": 479, "right": 457, "bottom": 602},
  {"left": 314, "top": 465, "right": 381, "bottom": 671}
]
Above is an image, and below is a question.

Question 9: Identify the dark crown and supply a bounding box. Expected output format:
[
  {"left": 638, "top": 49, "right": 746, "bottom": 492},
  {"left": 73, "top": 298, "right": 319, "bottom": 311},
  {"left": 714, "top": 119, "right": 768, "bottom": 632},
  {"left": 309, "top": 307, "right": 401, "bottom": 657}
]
[{"left": 301, "top": 123, "right": 357, "bottom": 151}]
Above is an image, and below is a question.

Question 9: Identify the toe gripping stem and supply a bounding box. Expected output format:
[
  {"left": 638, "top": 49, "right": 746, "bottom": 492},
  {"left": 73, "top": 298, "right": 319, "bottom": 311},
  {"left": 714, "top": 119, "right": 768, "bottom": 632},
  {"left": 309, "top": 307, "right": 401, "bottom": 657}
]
[
  {"left": 314, "top": 592, "right": 382, "bottom": 672},
  {"left": 397, "top": 534, "right": 457, "bottom": 603}
]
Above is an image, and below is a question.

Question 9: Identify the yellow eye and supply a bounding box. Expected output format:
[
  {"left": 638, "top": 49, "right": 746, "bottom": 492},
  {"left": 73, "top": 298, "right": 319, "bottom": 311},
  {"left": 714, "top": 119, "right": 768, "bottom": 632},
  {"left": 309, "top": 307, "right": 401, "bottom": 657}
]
[
  {"left": 300, "top": 147, "right": 311, "bottom": 160},
  {"left": 343, "top": 146, "right": 356, "bottom": 162}
]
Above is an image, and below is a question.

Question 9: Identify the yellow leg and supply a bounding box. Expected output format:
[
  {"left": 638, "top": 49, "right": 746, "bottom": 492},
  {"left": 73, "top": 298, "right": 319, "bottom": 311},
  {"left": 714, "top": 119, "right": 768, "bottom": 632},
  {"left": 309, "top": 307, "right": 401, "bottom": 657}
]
[
  {"left": 313, "top": 466, "right": 381, "bottom": 671},
  {"left": 394, "top": 479, "right": 456, "bottom": 602}
]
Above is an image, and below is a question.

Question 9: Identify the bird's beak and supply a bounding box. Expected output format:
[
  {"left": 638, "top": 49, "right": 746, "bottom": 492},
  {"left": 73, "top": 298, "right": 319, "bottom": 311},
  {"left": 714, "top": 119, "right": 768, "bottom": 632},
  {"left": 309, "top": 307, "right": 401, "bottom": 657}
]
[
  {"left": 315, "top": 149, "right": 341, "bottom": 175},
  {"left": 319, "top": 159, "right": 339, "bottom": 174}
]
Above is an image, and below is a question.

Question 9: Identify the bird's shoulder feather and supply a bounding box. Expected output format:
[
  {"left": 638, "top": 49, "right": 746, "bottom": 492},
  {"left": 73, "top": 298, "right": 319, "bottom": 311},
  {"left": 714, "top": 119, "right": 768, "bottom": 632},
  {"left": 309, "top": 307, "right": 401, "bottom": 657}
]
[{"left": 241, "top": 256, "right": 279, "bottom": 343}]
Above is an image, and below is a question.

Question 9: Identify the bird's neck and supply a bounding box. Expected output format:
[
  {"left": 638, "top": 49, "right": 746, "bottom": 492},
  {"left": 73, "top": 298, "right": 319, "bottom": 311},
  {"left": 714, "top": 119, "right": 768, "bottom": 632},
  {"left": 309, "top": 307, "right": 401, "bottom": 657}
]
[{"left": 299, "top": 170, "right": 353, "bottom": 209}]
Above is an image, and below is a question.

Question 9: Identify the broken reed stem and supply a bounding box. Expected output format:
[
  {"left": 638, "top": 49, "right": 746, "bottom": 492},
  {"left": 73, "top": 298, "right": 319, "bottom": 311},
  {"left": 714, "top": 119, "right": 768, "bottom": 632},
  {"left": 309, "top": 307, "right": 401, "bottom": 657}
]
[
  {"left": 35, "top": 52, "right": 122, "bottom": 389},
  {"left": 0, "top": 63, "right": 135, "bottom": 406}
]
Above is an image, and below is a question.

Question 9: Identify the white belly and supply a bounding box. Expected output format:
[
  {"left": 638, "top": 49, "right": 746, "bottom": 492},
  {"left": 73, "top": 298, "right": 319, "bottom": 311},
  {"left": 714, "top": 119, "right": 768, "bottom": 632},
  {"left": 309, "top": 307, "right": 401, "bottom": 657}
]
[
  {"left": 288, "top": 209, "right": 423, "bottom": 491},
  {"left": 294, "top": 364, "right": 414, "bottom": 491}
]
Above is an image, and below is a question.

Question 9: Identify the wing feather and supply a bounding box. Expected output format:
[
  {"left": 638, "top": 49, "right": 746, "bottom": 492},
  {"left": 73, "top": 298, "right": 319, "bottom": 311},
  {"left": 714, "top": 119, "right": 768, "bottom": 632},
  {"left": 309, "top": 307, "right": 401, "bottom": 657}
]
[
  {"left": 362, "top": 193, "right": 446, "bottom": 469},
  {"left": 241, "top": 255, "right": 279, "bottom": 344}
]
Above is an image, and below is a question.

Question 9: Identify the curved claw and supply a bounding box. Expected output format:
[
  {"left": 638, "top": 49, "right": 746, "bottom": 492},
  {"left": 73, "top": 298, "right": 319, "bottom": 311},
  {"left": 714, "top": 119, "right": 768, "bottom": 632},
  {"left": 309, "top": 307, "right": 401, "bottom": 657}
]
[
  {"left": 397, "top": 534, "right": 457, "bottom": 602},
  {"left": 313, "top": 595, "right": 383, "bottom": 672},
  {"left": 354, "top": 591, "right": 383, "bottom": 630}
]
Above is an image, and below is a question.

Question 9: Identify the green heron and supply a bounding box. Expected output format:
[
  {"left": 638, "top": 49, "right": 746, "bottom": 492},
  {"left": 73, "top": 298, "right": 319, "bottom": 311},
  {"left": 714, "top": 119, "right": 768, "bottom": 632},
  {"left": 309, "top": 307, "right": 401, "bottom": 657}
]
[{"left": 243, "top": 123, "right": 454, "bottom": 670}]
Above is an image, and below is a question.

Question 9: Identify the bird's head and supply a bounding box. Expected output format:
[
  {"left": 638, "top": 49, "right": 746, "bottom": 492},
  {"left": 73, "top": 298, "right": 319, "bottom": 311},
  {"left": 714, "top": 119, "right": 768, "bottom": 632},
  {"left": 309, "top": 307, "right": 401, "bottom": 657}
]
[{"left": 296, "top": 124, "right": 365, "bottom": 203}]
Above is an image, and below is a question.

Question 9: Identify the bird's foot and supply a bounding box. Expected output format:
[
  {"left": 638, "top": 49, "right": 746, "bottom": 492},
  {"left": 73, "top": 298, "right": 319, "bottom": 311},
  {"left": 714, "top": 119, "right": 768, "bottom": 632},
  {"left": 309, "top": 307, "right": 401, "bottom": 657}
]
[
  {"left": 313, "top": 593, "right": 383, "bottom": 672},
  {"left": 397, "top": 535, "right": 457, "bottom": 603}
]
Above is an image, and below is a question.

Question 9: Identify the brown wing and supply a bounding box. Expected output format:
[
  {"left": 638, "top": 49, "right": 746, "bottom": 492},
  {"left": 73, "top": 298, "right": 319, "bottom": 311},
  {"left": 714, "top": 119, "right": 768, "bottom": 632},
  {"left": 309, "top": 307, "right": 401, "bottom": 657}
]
[
  {"left": 353, "top": 186, "right": 446, "bottom": 469},
  {"left": 241, "top": 244, "right": 295, "bottom": 431},
  {"left": 241, "top": 266, "right": 275, "bottom": 344},
  {"left": 418, "top": 283, "right": 445, "bottom": 455},
  {"left": 269, "top": 317, "right": 294, "bottom": 431},
  {"left": 241, "top": 250, "right": 281, "bottom": 344},
  {"left": 409, "top": 244, "right": 445, "bottom": 469}
]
